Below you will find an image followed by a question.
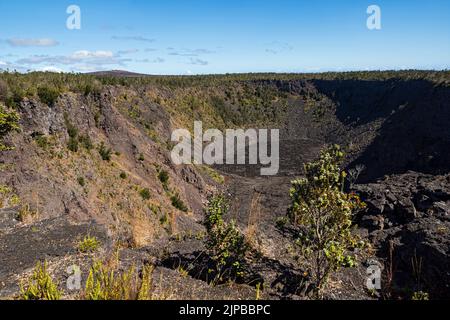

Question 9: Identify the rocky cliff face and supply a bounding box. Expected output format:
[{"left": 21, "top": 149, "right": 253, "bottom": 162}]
[{"left": 0, "top": 72, "right": 449, "bottom": 299}]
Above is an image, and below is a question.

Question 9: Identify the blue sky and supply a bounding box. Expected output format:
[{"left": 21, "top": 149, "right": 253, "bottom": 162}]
[{"left": 0, "top": 0, "right": 449, "bottom": 74}]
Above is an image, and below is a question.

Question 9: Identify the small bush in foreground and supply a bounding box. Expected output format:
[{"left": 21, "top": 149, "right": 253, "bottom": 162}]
[
  {"left": 287, "top": 145, "right": 366, "bottom": 297},
  {"left": 204, "top": 195, "right": 249, "bottom": 284},
  {"left": 20, "top": 261, "right": 61, "bottom": 300}
]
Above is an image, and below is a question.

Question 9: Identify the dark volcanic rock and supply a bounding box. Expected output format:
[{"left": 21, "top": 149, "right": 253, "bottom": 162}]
[
  {"left": 0, "top": 216, "right": 108, "bottom": 298},
  {"left": 353, "top": 172, "right": 450, "bottom": 298}
]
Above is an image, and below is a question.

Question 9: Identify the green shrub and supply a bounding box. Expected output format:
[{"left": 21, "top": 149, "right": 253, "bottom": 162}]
[
  {"left": 67, "top": 137, "right": 79, "bottom": 152},
  {"left": 84, "top": 261, "right": 153, "bottom": 300},
  {"left": 94, "top": 111, "right": 101, "bottom": 127},
  {"left": 98, "top": 142, "right": 112, "bottom": 161},
  {"left": 77, "top": 235, "right": 100, "bottom": 253},
  {"left": 138, "top": 153, "right": 145, "bottom": 161},
  {"left": 0, "top": 105, "right": 20, "bottom": 137},
  {"left": 17, "top": 204, "right": 37, "bottom": 223},
  {"left": 33, "top": 134, "right": 50, "bottom": 149},
  {"left": 37, "top": 86, "right": 61, "bottom": 106},
  {"left": 0, "top": 79, "right": 8, "bottom": 102},
  {"left": 137, "top": 265, "right": 154, "bottom": 300},
  {"left": 159, "top": 213, "right": 168, "bottom": 226},
  {"left": 158, "top": 170, "right": 169, "bottom": 184},
  {"left": 170, "top": 193, "right": 188, "bottom": 212},
  {"left": 77, "top": 177, "right": 86, "bottom": 187},
  {"left": 5, "top": 87, "right": 24, "bottom": 109},
  {"left": 119, "top": 172, "right": 127, "bottom": 179},
  {"left": 157, "top": 169, "right": 170, "bottom": 191},
  {"left": 412, "top": 291, "right": 429, "bottom": 300},
  {"left": 66, "top": 123, "right": 78, "bottom": 140},
  {"left": 139, "top": 188, "right": 151, "bottom": 200},
  {"left": 20, "top": 261, "right": 61, "bottom": 300},
  {"left": 64, "top": 113, "right": 79, "bottom": 152},
  {"left": 10, "top": 194, "right": 21, "bottom": 207},
  {"left": 204, "top": 195, "right": 249, "bottom": 284},
  {"left": 83, "top": 80, "right": 102, "bottom": 97},
  {"left": 200, "top": 166, "right": 225, "bottom": 184},
  {"left": 79, "top": 134, "right": 93, "bottom": 150},
  {"left": 275, "top": 216, "right": 289, "bottom": 229},
  {"left": 0, "top": 185, "right": 14, "bottom": 209},
  {"left": 0, "top": 104, "right": 20, "bottom": 151},
  {"left": 287, "top": 145, "right": 366, "bottom": 297}
]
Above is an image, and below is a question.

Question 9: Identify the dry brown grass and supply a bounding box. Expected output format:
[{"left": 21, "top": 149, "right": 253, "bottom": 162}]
[
  {"left": 245, "top": 192, "right": 262, "bottom": 250},
  {"left": 17, "top": 203, "right": 39, "bottom": 224},
  {"left": 129, "top": 210, "right": 157, "bottom": 248}
]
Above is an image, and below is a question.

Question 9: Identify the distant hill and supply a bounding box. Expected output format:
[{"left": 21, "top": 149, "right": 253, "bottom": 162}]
[{"left": 86, "top": 70, "right": 151, "bottom": 77}]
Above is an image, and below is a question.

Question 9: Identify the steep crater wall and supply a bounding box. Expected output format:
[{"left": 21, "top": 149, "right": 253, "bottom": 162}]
[{"left": 218, "top": 79, "right": 450, "bottom": 181}]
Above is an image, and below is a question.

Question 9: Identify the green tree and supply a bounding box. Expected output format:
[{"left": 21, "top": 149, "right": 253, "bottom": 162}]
[{"left": 287, "top": 145, "right": 366, "bottom": 297}]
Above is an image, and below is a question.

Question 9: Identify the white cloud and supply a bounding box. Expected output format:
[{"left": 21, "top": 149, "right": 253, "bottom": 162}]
[
  {"left": 168, "top": 48, "right": 215, "bottom": 57},
  {"left": 72, "top": 50, "right": 114, "bottom": 59},
  {"left": 117, "top": 49, "right": 139, "bottom": 56},
  {"left": 188, "top": 58, "right": 208, "bottom": 66},
  {"left": 7, "top": 38, "right": 59, "bottom": 47},
  {"left": 136, "top": 57, "right": 165, "bottom": 64},
  {"left": 40, "top": 66, "right": 64, "bottom": 73},
  {"left": 17, "top": 50, "right": 124, "bottom": 67},
  {"left": 111, "top": 36, "right": 154, "bottom": 43},
  {"left": 72, "top": 65, "right": 108, "bottom": 72},
  {"left": 265, "top": 41, "right": 294, "bottom": 55},
  {"left": 0, "top": 61, "right": 7, "bottom": 66}
]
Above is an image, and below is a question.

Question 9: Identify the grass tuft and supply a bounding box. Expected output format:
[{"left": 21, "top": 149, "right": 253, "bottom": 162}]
[
  {"left": 20, "top": 261, "right": 61, "bottom": 300},
  {"left": 77, "top": 235, "right": 100, "bottom": 253}
]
